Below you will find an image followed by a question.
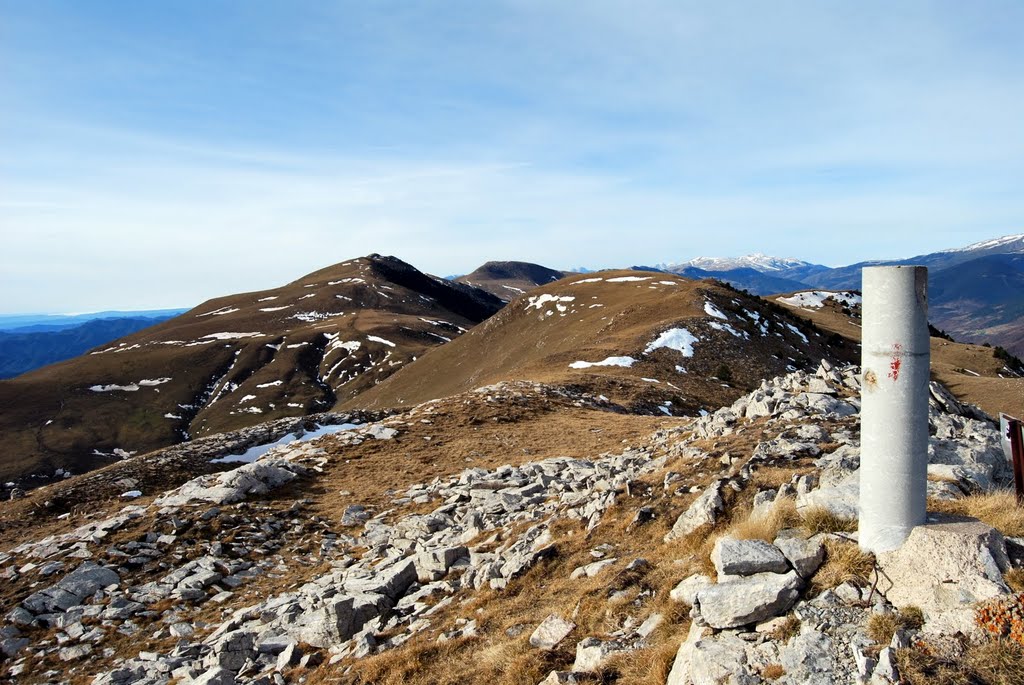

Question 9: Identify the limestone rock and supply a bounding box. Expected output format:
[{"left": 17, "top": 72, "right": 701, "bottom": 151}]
[
  {"left": 415, "top": 546, "right": 468, "bottom": 582},
  {"left": 367, "top": 425, "right": 399, "bottom": 440},
  {"left": 877, "top": 516, "right": 1010, "bottom": 636},
  {"left": 780, "top": 630, "right": 833, "bottom": 679},
  {"left": 665, "top": 481, "right": 725, "bottom": 542},
  {"left": 711, "top": 538, "right": 789, "bottom": 577},
  {"left": 670, "top": 575, "right": 714, "bottom": 606},
  {"left": 637, "top": 613, "right": 664, "bottom": 638},
  {"left": 689, "top": 632, "right": 760, "bottom": 685},
  {"left": 796, "top": 481, "right": 859, "bottom": 519},
  {"left": 529, "top": 615, "right": 576, "bottom": 650},
  {"left": 208, "top": 629, "right": 256, "bottom": 671},
  {"left": 572, "top": 637, "right": 629, "bottom": 672},
  {"left": 0, "top": 636, "right": 29, "bottom": 658},
  {"left": 665, "top": 623, "right": 705, "bottom": 685},
  {"left": 696, "top": 570, "right": 803, "bottom": 629},
  {"left": 570, "top": 558, "right": 617, "bottom": 579},
  {"left": 22, "top": 562, "right": 120, "bottom": 614},
  {"left": 871, "top": 647, "right": 899, "bottom": 683},
  {"left": 773, "top": 535, "right": 825, "bottom": 579},
  {"left": 191, "top": 667, "right": 237, "bottom": 685},
  {"left": 58, "top": 643, "right": 93, "bottom": 661}
]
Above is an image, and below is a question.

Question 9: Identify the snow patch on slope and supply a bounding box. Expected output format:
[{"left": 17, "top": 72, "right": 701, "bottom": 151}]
[
  {"left": 526, "top": 294, "right": 576, "bottom": 311},
  {"left": 89, "top": 377, "right": 172, "bottom": 393},
  {"left": 704, "top": 301, "right": 728, "bottom": 320},
  {"left": 645, "top": 329, "right": 699, "bottom": 357},
  {"left": 777, "top": 291, "right": 861, "bottom": 309},
  {"left": 569, "top": 356, "right": 638, "bottom": 369}
]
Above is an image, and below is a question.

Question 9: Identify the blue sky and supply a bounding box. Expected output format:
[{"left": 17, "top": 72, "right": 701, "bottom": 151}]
[{"left": 2, "top": 1, "right": 1023, "bottom": 313}]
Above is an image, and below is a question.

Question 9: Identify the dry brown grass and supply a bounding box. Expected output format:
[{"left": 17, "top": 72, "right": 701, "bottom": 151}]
[
  {"left": 866, "top": 607, "right": 925, "bottom": 645},
  {"left": 336, "top": 634, "right": 563, "bottom": 685},
  {"left": 713, "top": 498, "right": 856, "bottom": 569},
  {"left": 810, "top": 539, "right": 875, "bottom": 593},
  {"left": 799, "top": 506, "right": 857, "bottom": 535},
  {"left": 674, "top": 498, "right": 859, "bottom": 586},
  {"left": 929, "top": 490, "right": 1024, "bottom": 538},
  {"left": 606, "top": 637, "right": 685, "bottom": 685},
  {"left": 760, "top": 664, "right": 786, "bottom": 680},
  {"left": 769, "top": 615, "right": 801, "bottom": 642},
  {"left": 897, "top": 637, "right": 1024, "bottom": 685},
  {"left": 301, "top": 403, "right": 672, "bottom": 527},
  {"left": 727, "top": 497, "right": 801, "bottom": 543},
  {"left": 1006, "top": 568, "right": 1024, "bottom": 593},
  {"left": 748, "top": 467, "right": 802, "bottom": 491},
  {"left": 667, "top": 524, "right": 721, "bottom": 578}
]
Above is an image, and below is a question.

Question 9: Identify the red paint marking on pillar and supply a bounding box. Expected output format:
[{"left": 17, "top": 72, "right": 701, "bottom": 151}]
[{"left": 887, "top": 343, "right": 903, "bottom": 381}]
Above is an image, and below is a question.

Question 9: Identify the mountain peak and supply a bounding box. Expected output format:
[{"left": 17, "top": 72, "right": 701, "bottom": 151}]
[
  {"left": 938, "top": 233, "right": 1024, "bottom": 255},
  {"left": 455, "top": 261, "right": 568, "bottom": 301},
  {"left": 664, "top": 253, "right": 821, "bottom": 274}
]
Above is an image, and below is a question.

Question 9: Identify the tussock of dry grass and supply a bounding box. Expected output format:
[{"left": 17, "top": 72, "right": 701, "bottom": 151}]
[
  {"left": 749, "top": 467, "right": 806, "bottom": 491},
  {"left": 605, "top": 637, "right": 684, "bottom": 685},
  {"left": 1005, "top": 568, "right": 1024, "bottom": 593},
  {"left": 727, "top": 497, "right": 801, "bottom": 543},
  {"left": 335, "top": 635, "right": 561, "bottom": 685},
  {"left": 799, "top": 506, "right": 857, "bottom": 535},
  {"left": 769, "top": 616, "right": 801, "bottom": 642},
  {"left": 866, "top": 607, "right": 925, "bottom": 645},
  {"left": 929, "top": 490, "right": 1024, "bottom": 537},
  {"left": 669, "top": 524, "right": 720, "bottom": 578},
  {"left": 760, "top": 663, "right": 786, "bottom": 680},
  {"left": 897, "top": 637, "right": 1024, "bottom": 685},
  {"left": 719, "top": 498, "right": 860, "bottom": 543},
  {"left": 810, "top": 539, "right": 875, "bottom": 593}
]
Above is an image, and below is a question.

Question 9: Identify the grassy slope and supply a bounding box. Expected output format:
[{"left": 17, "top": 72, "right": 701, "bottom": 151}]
[
  {"left": 344, "top": 271, "right": 857, "bottom": 415},
  {"left": 0, "top": 256, "right": 502, "bottom": 483}
]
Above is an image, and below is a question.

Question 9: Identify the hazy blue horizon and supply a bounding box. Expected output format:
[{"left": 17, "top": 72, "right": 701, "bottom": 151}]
[{"left": 3, "top": 2, "right": 1023, "bottom": 312}]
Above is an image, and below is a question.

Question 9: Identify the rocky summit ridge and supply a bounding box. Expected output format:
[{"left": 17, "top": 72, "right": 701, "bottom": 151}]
[{"left": 0, "top": 359, "right": 1020, "bottom": 685}]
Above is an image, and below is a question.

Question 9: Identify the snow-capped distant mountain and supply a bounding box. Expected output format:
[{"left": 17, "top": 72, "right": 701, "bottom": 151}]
[
  {"left": 937, "top": 233, "right": 1024, "bottom": 255},
  {"left": 655, "top": 254, "right": 830, "bottom": 293},
  {"left": 662, "top": 253, "right": 825, "bottom": 274},
  {"left": 805, "top": 232, "right": 1024, "bottom": 290}
]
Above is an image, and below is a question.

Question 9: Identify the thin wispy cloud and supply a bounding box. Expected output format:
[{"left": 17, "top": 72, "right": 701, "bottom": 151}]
[{"left": 2, "top": 1, "right": 1022, "bottom": 312}]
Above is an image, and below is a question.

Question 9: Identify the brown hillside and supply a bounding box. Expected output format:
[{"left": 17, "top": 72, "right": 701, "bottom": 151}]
[
  {"left": 343, "top": 271, "right": 857, "bottom": 415},
  {"left": 0, "top": 255, "right": 503, "bottom": 484},
  {"left": 772, "top": 290, "right": 1024, "bottom": 418},
  {"left": 455, "top": 260, "right": 569, "bottom": 301}
]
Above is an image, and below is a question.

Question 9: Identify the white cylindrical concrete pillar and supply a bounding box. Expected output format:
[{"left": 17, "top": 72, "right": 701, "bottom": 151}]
[{"left": 859, "top": 265, "right": 930, "bottom": 553}]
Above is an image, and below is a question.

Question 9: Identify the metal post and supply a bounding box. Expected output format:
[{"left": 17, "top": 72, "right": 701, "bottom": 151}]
[
  {"left": 1001, "top": 414, "right": 1024, "bottom": 505},
  {"left": 859, "top": 266, "right": 930, "bottom": 553}
]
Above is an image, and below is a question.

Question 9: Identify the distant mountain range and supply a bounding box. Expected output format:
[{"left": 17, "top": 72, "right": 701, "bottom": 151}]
[
  {"left": 660, "top": 252, "right": 826, "bottom": 275},
  {"left": 657, "top": 234, "right": 1024, "bottom": 355},
  {"left": 0, "top": 309, "right": 186, "bottom": 333},
  {"left": 4, "top": 234, "right": 1022, "bottom": 386},
  {"left": 0, "top": 316, "right": 181, "bottom": 379}
]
